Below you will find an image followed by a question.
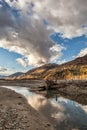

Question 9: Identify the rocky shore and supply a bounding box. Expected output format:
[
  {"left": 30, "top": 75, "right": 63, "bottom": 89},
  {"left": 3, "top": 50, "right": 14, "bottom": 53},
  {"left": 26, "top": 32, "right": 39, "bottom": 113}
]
[
  {"left": 0, "top": 87, "right": 54, "bottom": 130},
  {"left": 0, "top": 79, "right": 87, "bottom": 105}
]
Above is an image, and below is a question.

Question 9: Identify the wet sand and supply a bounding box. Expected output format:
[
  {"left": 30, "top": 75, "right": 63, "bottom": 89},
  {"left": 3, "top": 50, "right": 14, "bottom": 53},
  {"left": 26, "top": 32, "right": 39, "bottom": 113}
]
[{"left": 0, "top": 87, "right": 54, "bottom": 130}]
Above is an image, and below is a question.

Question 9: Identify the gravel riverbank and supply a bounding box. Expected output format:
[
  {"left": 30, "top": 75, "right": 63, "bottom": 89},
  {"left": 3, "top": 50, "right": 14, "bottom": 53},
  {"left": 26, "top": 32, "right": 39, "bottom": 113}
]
[{"left": 0, "top": 87, "right": 54, "bottom": 130}]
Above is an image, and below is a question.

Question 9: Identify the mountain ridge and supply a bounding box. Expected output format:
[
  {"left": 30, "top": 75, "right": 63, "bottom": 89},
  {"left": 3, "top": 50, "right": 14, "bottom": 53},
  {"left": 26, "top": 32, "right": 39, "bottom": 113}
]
[
  {"left": 6, "top": 72, "right": 24, "bottom": 80},
  {"left": 6, "top": 55, "right": 87, "bottom": 80}
]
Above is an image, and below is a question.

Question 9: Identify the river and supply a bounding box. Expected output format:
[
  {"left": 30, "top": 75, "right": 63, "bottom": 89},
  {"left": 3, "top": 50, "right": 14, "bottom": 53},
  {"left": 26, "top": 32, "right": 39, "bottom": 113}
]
[{"left": 1, "top": 85, "right": 87, "bottom": 130}]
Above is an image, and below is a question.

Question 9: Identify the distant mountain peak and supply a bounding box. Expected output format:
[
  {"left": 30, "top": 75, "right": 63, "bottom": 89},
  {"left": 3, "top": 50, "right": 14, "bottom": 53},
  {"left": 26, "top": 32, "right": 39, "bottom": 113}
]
[{"left": 6, "top": 72, "right": 24, "bottom": 79}]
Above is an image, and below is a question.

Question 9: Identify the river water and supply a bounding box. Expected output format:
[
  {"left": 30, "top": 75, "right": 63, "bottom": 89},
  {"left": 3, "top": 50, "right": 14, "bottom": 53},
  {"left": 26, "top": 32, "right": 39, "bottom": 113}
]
[{"left": 1, "top": 85, "right": 87, "bottom": 130}]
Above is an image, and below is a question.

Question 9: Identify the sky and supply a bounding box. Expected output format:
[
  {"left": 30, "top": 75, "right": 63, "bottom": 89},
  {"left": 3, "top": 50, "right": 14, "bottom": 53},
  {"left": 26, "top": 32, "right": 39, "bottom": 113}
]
[{"left": 0, "top": 0, "right": 87, "bottom": 75}]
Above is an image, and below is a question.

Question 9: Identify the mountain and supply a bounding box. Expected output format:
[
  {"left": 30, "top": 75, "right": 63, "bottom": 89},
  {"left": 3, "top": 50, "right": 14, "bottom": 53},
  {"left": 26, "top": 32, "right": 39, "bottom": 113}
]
[
  {"left": 17, "top": 63, "right": 58, "bottom": 80},
  {"left": 6, "top": 72, "right": 24, "bottom": 80},
  {"left": 10, "top": 55, "right": 87, "bottom": 80},
  {"left": 62, "top": 54, "right": 87, "bottom": 66}
]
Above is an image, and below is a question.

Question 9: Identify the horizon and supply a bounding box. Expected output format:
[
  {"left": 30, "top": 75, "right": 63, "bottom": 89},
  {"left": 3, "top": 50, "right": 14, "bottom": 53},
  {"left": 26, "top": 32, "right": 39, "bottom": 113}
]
[
  {"left": 0, "top": 54, "right": 86, "bottom": 76},
  {"left": 0, "top": 0, "right": 87, "bottom": 76}
]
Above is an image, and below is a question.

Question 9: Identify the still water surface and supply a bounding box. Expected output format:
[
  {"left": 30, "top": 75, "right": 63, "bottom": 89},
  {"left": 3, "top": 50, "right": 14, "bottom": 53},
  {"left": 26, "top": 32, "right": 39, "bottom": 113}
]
[{"left": 1, "top": 86, "right": 87, "bottom": 130}]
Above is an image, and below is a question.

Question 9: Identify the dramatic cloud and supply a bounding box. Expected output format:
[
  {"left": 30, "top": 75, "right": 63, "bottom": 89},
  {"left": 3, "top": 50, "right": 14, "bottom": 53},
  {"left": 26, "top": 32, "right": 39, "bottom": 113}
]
[
  {"left": 0, "top": 0, "right": 87, "bottom": 67},
  {"left": 32, "top": 0, "right": 87, "bottom": 38},
  {"left": 5, "top": 0, "right": 87, "bottom": 38},
  {"left": 77, "top": 48, "right": 87, "bottom": 57}
]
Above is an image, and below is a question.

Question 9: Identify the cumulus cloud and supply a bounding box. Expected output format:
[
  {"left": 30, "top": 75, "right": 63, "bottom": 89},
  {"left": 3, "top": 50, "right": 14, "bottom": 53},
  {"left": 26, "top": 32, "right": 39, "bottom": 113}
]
[
  {"left": 5, "top": 0, "right": 87, "bottom": 38},
  {"left": 16, "top": 58, "right": 27, "bottom": 67},
  {"left": 29, "top": 0, "right": 87, "bottom": 38},
  {"left": 0, "top": 66, "right": 13, "bottom": 75},
  {"left": 0, "top": 0, "right": 87, "bottom": 67},
  {"left": 0, "top": 5, "right": 14, "bottom": 28},
  {"left": 77, "top": 48, "right": 87, "bottom": 57},
  {"left": 0, "top": 66, "right": 7, "bottom": 72}
]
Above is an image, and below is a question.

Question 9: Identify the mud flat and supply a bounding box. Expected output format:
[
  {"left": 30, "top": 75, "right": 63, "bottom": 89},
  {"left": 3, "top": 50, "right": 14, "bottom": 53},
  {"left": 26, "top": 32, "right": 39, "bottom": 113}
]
[{"left": 0, "top": 87, "right": 54, "bottom": 130}]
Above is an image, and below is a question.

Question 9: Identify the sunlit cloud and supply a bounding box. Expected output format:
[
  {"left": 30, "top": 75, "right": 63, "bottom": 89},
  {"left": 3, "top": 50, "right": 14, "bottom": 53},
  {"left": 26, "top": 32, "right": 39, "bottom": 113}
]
[
  {"left": 0, "top": 0, "right": 87, "bottom": 67},
  {"left": 77, "top": 48, "right": 87, "bottom": 57}
]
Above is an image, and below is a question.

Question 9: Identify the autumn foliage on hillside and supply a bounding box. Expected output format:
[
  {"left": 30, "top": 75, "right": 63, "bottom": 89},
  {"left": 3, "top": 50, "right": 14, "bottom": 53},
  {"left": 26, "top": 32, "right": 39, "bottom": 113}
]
[{"left": 8, "top": 55, "right": 87, "bottom": 80}]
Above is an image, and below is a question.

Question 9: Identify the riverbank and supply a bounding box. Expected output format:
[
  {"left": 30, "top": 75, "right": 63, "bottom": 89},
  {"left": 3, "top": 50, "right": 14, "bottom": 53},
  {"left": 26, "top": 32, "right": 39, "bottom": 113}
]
[
  {"left": 0, "top": 79, "right": 87, "bottom": 105},
  {"left": 0, "top": 87, "right": 54, "bottom": 130}
]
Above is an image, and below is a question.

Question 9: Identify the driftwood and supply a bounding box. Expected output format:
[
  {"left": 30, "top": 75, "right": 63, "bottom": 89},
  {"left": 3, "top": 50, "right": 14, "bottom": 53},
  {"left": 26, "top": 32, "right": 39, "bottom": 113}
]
[
  {"left": 30, "top": 80, "right": 58, "bottom": 92},
  {"left": 45, "top": 80, "right": 57, "bottom": 90}
]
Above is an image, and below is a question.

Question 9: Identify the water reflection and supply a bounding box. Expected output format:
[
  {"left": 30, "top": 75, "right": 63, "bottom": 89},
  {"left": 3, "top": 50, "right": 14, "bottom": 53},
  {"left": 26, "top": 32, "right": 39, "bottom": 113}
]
[
  {"left": 1, "top": 86, "right": 87, "bottom": 130},
  {"left": 1, "top": 86, "right": 35, "bottom": 97},
  {"left": 28, "top": 95, "right": 87, "bottom": 130}
]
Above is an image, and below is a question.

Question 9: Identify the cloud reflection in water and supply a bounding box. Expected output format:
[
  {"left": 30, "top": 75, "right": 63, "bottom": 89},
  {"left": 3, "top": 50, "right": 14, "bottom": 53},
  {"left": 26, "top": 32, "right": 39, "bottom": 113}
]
[
  {"left": 27, "top": 95, "right": 87, "bottom": 130},
  {"left": 1, "top": 86, "right": 87, "bottom": 130}
]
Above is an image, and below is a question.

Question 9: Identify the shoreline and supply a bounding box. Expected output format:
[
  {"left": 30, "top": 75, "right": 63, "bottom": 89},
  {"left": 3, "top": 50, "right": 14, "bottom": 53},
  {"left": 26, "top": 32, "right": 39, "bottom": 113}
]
[
  {"left": 0, "top": 79, "right": 87, "bottom": 105},
  {"left": 0, "top": 87, "right": 54, "bottom": 130}
]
